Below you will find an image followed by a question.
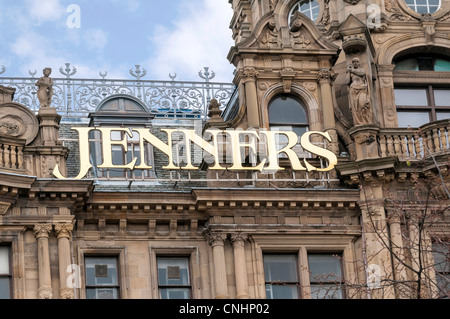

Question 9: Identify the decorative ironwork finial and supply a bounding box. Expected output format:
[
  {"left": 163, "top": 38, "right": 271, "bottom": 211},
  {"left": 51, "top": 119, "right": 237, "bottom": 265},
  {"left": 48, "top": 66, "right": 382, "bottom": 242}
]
[
  {"left": 199, "top": 67, "right": 215, "bottom": 83},
  {"left": 99, "top": 71, "right": 108, "bottom": 80},
  {"left": 130, "top": 65, "right": 147, "bottom": 81},
  {"left": 0, "top": 66, "right": 5, "bottom": 75},
  {"left": 60, "top": 63, "right": 77, "bottom": 79},
  {"left": 169, "top": 73, "right": 177, "bottom": 81},
  {"left": 29, "top": 70, "right": 37, "bottom": 78}
]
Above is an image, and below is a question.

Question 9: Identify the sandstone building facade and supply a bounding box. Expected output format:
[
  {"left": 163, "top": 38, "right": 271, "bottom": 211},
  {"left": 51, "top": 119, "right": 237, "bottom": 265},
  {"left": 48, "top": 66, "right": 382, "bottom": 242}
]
[{"left": 0, "top": 0, "right": 449, "bottom": 299}]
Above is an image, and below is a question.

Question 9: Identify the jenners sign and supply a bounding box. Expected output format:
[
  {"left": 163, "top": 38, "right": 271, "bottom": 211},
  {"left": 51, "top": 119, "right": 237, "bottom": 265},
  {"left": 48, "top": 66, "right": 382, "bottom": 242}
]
[{"left": 53, "top": 128, "right": 338, "bottom": 180}]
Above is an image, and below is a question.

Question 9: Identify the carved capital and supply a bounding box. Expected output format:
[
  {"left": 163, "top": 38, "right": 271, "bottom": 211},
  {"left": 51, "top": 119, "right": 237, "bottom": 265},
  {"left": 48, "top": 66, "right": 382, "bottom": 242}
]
[
  {"left": 242, "top": 67, "right": 259, "bottom": 80},
  {"left": 207, "top": 233, "right": 227, "bottom": 247},
  {"left": 60, "top": 288, "right": 75, "bottom": 299},
  {"left": 34, "top": 224, "right": 52, "bottom": 239},
  {"left": 229, "top": 233, "right": 248, "bottom": 248},
  {"left": 0, "top": 202, "right": 11, "bottom": 216},
  {"left": 317, "top": 69, "right": 337, "bottom": 83},
  {"left": 54, "top": 224, "right": 74, "bottom": 239},
  {"left": 38, "top": 286, "right": 53, "bottom": 299}
]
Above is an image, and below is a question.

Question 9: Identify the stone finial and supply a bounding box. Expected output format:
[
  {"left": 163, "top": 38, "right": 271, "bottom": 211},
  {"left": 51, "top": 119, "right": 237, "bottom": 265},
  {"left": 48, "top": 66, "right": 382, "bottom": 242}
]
[
  {"left": 35, "top": 68, "right": 54, "bottom": 108},
  {"left": 208, "top": 99, "right": 224, "bottom": 123},
  {"left": 0, "top": 85, "right": 16, "bottom": 104}
]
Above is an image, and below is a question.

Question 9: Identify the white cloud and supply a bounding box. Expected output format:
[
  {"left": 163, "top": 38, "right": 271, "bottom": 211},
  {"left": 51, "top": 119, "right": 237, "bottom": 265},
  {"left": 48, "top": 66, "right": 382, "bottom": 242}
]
[
  {"left": 25, "top": 0, "right": 65, "bottom": 25},
  {"left": 84, "top": 29, "right": 109, "bottom": 52},
  {"left": 146, "top": 0, "right": 235, "bottom": 82}
]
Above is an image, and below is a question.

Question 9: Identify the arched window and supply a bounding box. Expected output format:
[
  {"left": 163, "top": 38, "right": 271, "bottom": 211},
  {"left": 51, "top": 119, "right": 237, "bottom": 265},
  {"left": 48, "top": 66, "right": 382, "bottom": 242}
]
[
  {"left": 269, "top": 95, "right": 309, "bottom": 136},
  {"left": 289, "top": 0, "right": 320, "bottom": 23},
  {"left": 89, "top": 95, "right": 156, "bottom": 180},
  {"left": 404, "top": 0, "right": 441, "bottom": 14},
  {"left": 393, "top": 54, "right": 450, "bottom": 127}
]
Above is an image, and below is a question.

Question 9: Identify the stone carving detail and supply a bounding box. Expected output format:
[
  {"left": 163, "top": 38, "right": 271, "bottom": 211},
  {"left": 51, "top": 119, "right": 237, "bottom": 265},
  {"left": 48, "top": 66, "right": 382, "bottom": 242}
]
[
  {"left": 208, "top": 99, "right": 224, "bottom": 123},
  {"left": 260, "top": 24, "right": 281, "bottom": 48},
  {"left": 384, "top": 0, "right": 417, "bottom": 21},
  {"left": 38, "top": 287, "right": 53, "bottom": 300},
  {"left": 230, "top": 233, "right": 248, "bottom": 247},
  {"left": 34, "top": 224, "right": 53, "bottom": 239},
  {"left": 35, "top": 68, "right": 54, "bottom": 108},
  {"left": 243, "top": 67, "right": 259, "bottom": 80},
  {"left": 55, "top": 224, "right": 74, "bottom": 239},
  {"left": 0, "top": 203, "right": 10, "bottom": 216},
  {"left": 317, "top": 69, "right": 337, "bottom": 83},
  {"left": 319, "top": 0, "right": 331, "bottom": 25},
  {"left": 344, "top": 0, "right": 362, "bottom": 4},
  {"left": 207, "top": 233, "right": 227, "bottom": 247},
  {"left": 346, "top": 58, "right": 374, "bottom": 126},
  {"left": 291, "top": 31, "right": 312, "bottom": 49},
  {"left": 0, "top": 118, "right": 23, "bottom": 137}
]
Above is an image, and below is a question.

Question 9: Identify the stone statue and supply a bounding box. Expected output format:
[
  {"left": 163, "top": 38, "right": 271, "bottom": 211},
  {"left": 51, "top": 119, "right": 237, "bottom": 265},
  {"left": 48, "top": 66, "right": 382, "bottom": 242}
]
[
  {"left": 36, "top": 68, "right": 53, "bottom": 108},
  {"left": 345, "top": 58, "right": 373, "bottom": 126}
]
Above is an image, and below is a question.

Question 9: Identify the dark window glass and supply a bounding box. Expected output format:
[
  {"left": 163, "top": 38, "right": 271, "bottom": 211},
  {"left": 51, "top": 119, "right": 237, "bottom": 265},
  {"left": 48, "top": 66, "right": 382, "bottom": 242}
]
[
  {"left": 433, "top": 243, "right": 449, "bottom": 299},
  {"left": 85, "top": 257, "right": 120, "bottom": 299},
  {"left": 0, "top": 246, "right": 11, "bottom": 299},
  {"left": 264, "top": 254, "right": 300, "bottom": 299},
  {"left": 308, "top": 254, "right": 344, "bottom": 299},
  {"left": 157, "top": 257, "right": 191, "bottom": 299}
]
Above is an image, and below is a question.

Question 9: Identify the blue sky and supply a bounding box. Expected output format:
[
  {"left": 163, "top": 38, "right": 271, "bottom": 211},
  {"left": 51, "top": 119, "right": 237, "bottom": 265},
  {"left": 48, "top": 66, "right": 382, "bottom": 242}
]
[{"left": 0, "top": 0, "right": 235, "bottom": 82}]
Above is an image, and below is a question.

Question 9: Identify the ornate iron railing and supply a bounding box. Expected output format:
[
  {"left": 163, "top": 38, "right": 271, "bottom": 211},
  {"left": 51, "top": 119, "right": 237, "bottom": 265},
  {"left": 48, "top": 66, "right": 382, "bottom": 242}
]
[{"left": 0, "top": 64, "right": 236, "bottom": 119}]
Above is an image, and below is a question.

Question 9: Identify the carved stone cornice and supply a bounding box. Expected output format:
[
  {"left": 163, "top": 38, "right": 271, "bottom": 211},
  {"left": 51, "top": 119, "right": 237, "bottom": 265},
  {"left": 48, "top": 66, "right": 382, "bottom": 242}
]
[
  {"left": 34, "top": 224, "right": 52, "bottom": 239},
  {"left": 54, "top": 224, "right": 74, "bottom": 239},
  {"left": 229, "top": 233, "right": 248, "bottom": 248}
]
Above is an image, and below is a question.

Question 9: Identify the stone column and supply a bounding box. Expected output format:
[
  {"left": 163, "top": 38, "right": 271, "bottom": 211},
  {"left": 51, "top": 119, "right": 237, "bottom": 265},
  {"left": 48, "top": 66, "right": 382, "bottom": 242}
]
[
  {"left": 230, "top": 233, "right": 250, "bottom": 299},
  {"left": 55, "top": 224, "right": 74, "bottom": 299},
  {"left": 318, "top": 68, "right": 339, "bottom": 155},
  {"left": 208, "top": 233, "right": 229, "bottom": 299},
  {"left": 242, "top": 67, "right": 260, "bottom": 129},
  {"left": 34, "top": 224, "right": 53, "bottom": 299},
  {"left": 377, "top": 65, "right": 397, "bottom": 128},
  {"left": 387, "top": 210, "right": 410, "bottom": 298}
]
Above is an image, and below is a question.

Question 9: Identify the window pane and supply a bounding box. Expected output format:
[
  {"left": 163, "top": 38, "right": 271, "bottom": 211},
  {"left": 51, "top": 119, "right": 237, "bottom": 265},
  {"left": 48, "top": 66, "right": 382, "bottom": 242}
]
[
  {"left": 436, "top": 112, "right": 450, "bottom": 121},
  {"left": 435, "top": 274, "right": 449, "bottom": 299},
  {"left": 264, "top": 255, "right": 298, "bottom": 282},
  {"left": 160, "top": 288, "right": 190, "bottom": 299},
  {"left": 86, "top": 288, "right": 119, "bottom": 300},
  {"left": 394, "top": 58, "right": 419, "bottom": 71},
  {"left": 0, "top": 247, "right": 9, "bottom": 274},
  {"left": 269, "top": 96, "right": 308, "bottom": 125},
  {"left": 397, "top": 111, "right": 430, "bottom": 127},
  {"left": 434, "top": 244, "right": 450, "bottom": 273},
  {"left": 266, "top": 284, "right": 299, "bottom": 299},
  {"left": 434, "top": 89, "right": 450, "bottom": 106},
  {"left": 395, "top": 89, "right": 428, "bottom": 106},
  {"left": 310, "top": 285, "right": 343, "bottom": 299},
  {"left": 0, "top": 278, "right": 11, "bottom": 299},
  {"left": 85, "top": 257, "right": 118, "bottom": 286},
  {"left": 157, "top": 258, "right": 190, "bottom": 286},
  {"left": 308, "top": 254, "right": 342, "bottom": 283}
]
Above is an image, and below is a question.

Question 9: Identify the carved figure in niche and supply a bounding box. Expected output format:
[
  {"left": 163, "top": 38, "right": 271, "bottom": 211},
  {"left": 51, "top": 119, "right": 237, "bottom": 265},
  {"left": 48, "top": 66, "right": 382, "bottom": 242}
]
[
  {"left": 345, "top": 58, "right": 373, "bottom": 126},
  {"left": 35, "top": 68, "right": 53, "bottom": 108}
]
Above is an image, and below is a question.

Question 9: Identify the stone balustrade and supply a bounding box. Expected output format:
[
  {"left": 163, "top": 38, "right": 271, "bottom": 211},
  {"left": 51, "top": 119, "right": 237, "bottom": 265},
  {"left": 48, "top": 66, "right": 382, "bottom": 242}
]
[
  {"left": 0, "top": 137, "right": 25, "bottom": 171},
  {"left": 379, "top": 119, "right": 450, "bottom": 160}
]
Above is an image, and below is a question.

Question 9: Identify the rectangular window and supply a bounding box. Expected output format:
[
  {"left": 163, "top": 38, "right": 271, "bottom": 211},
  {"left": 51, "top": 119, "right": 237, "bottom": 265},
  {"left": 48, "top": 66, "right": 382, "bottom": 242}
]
[
  {"left": 433, "top": 243, "right": 449, "bottom": 299},
  {"left": 85, "top": 256, "right": 120, "bottom": 299},
  {"left": 157, "top": 257, "right": 191, "bottom": 299},
  {"left": 308, "top": 254, "right": 344, "bottom": 299},
  {"left": 395, "top": 86, "right": 450, "bottom": 126},
  {"left": 264, "top": 254, "right": 300, "bottom": 299},
  {"left": 0, "top": 246, "right": 11, "bottom": 299}
]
